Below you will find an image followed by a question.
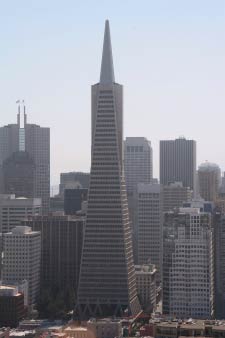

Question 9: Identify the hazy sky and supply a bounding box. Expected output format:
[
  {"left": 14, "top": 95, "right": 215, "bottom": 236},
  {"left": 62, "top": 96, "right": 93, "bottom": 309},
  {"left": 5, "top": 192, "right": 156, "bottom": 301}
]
[{"left": 1, "top": 0, "right": 225, "bottom": 186}]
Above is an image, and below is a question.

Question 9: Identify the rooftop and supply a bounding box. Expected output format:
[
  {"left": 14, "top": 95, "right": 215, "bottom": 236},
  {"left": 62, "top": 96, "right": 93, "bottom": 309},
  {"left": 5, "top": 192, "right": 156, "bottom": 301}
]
[
  {"left": 199, "top": 161, "right": 220, "bottom": 172},
  {"left": 180, "top": 320, "right": 205, "bottom": 330},
  {"left": 135, "top": 264, "right": 156, "bottom": 274},
  {"left": 157, "top": 322, "right": 179, "bottom": 328},
  {"left": 5, "top": 226, "right": 40, "bottom": 236},
  {"left": 10, "top": 330, "right": 36, "bottom": 337},
  {"left": 64, "top": 327, "right": 87, "bottom": 332}
]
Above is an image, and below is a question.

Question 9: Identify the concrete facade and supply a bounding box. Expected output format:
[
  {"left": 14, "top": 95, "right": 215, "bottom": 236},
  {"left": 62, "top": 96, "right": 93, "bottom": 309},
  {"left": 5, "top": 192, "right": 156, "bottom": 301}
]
[
  {"left": 87, "top": 318, "right": 122, "bottom": 338},
  {"left": 163, "top": 208, "right": 214, "bottom": 318},
  {"left": 0, "top": 194, "right": 41, "bottom": 233},
  {"left": 137, "top": 183, "right": 163, "bottom": 281},
  {"left": 135, "top": 264, "right": 157, "bottom": 312},
  {"left": 2, "top": 226, "right": 41, "bottom": 306}
]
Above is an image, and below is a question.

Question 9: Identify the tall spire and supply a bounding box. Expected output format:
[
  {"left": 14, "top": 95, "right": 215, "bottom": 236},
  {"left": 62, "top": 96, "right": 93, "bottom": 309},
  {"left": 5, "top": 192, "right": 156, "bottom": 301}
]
[{"left": 100, "top": 20, "right": 115, "bottom": 84}]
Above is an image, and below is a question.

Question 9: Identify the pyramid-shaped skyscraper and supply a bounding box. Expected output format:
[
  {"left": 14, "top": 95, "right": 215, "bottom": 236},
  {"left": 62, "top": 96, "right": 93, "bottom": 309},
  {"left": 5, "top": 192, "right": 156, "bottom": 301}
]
[{"left": 76, "top": 20, "right": 141, "bottom": 319}]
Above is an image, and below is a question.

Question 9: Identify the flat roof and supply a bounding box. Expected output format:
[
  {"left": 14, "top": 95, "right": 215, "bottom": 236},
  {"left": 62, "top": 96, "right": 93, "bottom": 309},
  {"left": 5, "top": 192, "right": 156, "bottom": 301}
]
[
  {"left": 157, "top": 322, "right": 179, "bottom": 328},
  {"left": 180, "top": 321, "right": 204, "bottom": 330},
  {"left": 64, "top": 327, "right": 87, "bottom": 332},
  {"left": 212, "top": 325, "right": 225, "bottom": 331}
]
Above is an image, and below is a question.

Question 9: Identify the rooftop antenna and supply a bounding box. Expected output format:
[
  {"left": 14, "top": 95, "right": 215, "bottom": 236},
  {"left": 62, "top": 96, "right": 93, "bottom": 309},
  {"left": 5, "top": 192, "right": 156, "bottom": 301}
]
[
  {"left": 22, "top": 99, "right": 27, "bottom": 125},
  {"left": 16, "top": 99, "right": 26, "bottom": 151}
]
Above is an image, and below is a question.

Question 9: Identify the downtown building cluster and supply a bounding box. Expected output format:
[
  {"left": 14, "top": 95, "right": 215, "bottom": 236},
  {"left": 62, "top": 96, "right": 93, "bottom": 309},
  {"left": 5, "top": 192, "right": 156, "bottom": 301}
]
[{"left": 0, "top": 20, "right": 225, "bottom": 332}]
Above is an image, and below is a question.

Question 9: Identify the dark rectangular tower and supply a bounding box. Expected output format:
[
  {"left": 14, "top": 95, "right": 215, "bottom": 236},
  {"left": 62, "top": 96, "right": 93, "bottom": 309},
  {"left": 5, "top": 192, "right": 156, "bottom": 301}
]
[
  {"left": 23, "top": 215, "right": 84, "bottom": 302},
  {"left": 76, "top": 21, "right": 141, "bottom": 319},
  {"left": 160, "top": 137, "right": 196, "bottom": 190}
]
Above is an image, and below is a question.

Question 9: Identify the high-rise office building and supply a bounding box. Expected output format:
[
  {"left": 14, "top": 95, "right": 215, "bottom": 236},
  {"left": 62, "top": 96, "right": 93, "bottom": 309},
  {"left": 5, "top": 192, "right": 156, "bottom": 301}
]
[
  {"left": 137, "top": 183, "right": 163, "bottom": 280},
  {"left": 163, "top": 208, "right": 214, "bottom": 319},
  {"left": 198, "top": 162, "right": 221, "bottom": 202},
  {"left": 163, "top": 181, "right": 192, "bottom": 212},
  {"left": 124, "top": 137, "right": 153, "bottom": 262},
  {"left": 124, "top": 137, "right": 153, "bottom": 193},
  {"left": 219, "top": 172, "right": 225, "bottom": 195},
  {"left": 55, "top": 172, "right": 90, "bottom": 213},
  {"left": 24, "top": 215, "right": 84, "bottom": 299},
  {"left": 215, "top": 173, "right": 225, "bottom": 212},
  {"left": 214, "top": 212, "right": 225, "bottom": 319},
  {"left": 0, "top": 105, "right": 50, "bottom": 213},
  {"left": 0, "top": 194, "right": 41, "bottom": 233},
  {"left": 64, "top": 188, "right": 88, "bottom": 215},
  {"left": 59, "top": 172, "right": 90, "bottom": 197},
  {"left": 160, "top": 137, "right": 196, "bottom": 190},
  {"left": 76, "top": 20, "right": 141, "bottom": 319},
  {"left": 50, "top": 195, "right": 64, "bottom": 213},
  {"left": 2, "top": 151, "right": 35, "bottom": 198},
  {"left": 2, "top": 226, "right": 41, "bottom": 306}
]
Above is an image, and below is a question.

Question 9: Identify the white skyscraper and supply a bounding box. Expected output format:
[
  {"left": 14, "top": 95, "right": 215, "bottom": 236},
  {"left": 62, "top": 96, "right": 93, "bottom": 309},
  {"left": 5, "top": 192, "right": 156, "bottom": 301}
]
[
  {"left": 2, "top": 226, "right": 41, "bottom": 306},
  {"left": 163, "top": 208, "right": 214, "bottom": 318},
  {"left": 0, "top": 194, "right": 41, "bottom": 233},
  {"left": 76, "top": 20, "right": 141, "bottom": 319}
]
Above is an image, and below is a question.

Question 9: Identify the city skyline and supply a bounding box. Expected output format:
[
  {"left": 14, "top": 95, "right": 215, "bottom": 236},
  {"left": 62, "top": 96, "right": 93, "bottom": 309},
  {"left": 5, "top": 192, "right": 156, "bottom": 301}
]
[
  {"left": 1, "top": 3, "right": 225, "bottom": 325},
  {"left": 1, "top": 1, "right": 224, "bottom": 185}
]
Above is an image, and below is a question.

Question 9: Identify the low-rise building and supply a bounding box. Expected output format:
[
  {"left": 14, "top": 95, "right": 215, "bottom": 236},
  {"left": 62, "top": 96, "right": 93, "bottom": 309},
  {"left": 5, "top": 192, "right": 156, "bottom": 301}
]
[
  {"left": 2, "top": 226, "right": 41, "bottom": 306},
  {"left": 155, "top": 322, "right": 178, "bottom": 338},
  {"left": 63, "top": 325, "right": 94, "bottom": 338},
  {"left": 179, "top": 321, "right": 205, "bottom": 337},
  {"left": 9, "top": 330, "right": 36, "bottom": 338},
  {"left": 0, "top": 285, "right": 26, "bottom": 328},
  {"left": 145, "top": 319, "right": 225, "bottom": 338},
  {"left": 135, "top": 264, "right": 156, "bottom": 312},
  {"left": 87, "top": 318, "right": 122, "bottom": 338}
]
